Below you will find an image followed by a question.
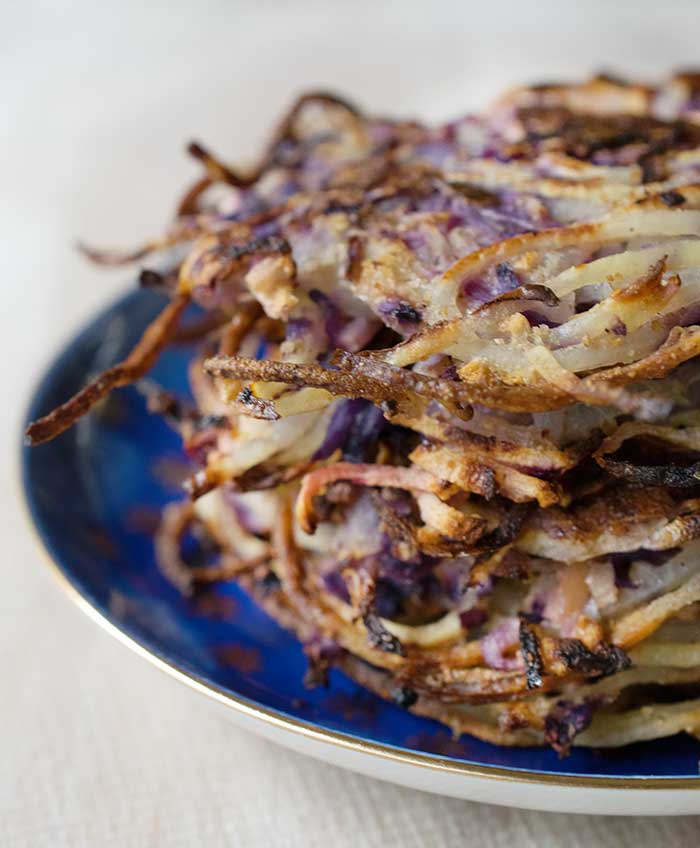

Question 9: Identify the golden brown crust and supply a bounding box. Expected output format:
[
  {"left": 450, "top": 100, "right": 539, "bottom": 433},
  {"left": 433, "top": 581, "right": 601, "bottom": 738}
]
[{"left": 28, "top": 73, "right": 700, "bottom": 752}]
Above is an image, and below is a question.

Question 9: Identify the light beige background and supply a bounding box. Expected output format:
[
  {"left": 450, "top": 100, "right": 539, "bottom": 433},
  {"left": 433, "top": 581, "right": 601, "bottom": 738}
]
[{"left": 4, "top": 2, "right": 700, "bottom": 844}]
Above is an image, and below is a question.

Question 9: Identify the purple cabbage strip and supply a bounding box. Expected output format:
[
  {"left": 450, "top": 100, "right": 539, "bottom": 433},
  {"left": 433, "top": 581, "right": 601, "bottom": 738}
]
[
  {"left": 459, "top": 607, "right": 488, "bottom": 629},
  {"left": 322, "top": 570, "right": 351, "bottom": 604},
  {"left": 312, "top": 398, "right": 385, "bottom": 462},
  {"left": 521, "top": 310, "right": 561, "bottom": 329}
]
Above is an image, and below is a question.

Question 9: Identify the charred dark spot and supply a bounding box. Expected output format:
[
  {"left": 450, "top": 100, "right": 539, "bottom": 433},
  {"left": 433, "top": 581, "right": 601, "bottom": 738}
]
[
  {"left": 391, "top": 686, "right": 418, "bottom": 708},
  {"left": 510, "top": 463, "right": 564, "bottom": 482},
  {"left": 660, "top": 190, "right": 686, "bottom": 207},
  {"left": 139, "top": 268, "right": 166, "bottom": 288},
  {"left": 223, "top": 234, "right": 291, "bottom": 260},
  {"left": 519, "top": 618, "right": 544, "bottom": 689},
  {"left": 186, "top": 140, "right": 209, "bottom": 161},
  {"left": 558, "top": 639, "right": 631, "bottom": 679},
  {"left": 476, "top": 503, "right": 531, "bottom": 559},
  {"left": 323, "top": 198, "right": 365, "bottom": 218},
  {"left": 447, "top": 180, "right": 500, "bottom": 206},
  {"left": 378, "top": 299, "right": 423, "bottom": 327},
  {"left": 363, "top": 611, "right": 404, "bottom": 655},
  {"left": 516, "top": 106, "right": 700, "bottom": 163},
  {"left": 258, "top": 569, "right": 281, "bottom": 595},
  {"left": 347, "top": 235, "right": 365, "bottom": 281},
  {"left": 236, "top": 386, "right": 280, "bottom": 421},
  {"left": 599, "top": 457, "right": 700, "bottom": 488},
  {"left": 596, "top": 431, "right": 700, "bottom": 487},
  {"left": 518, "top": 609, "right": 543, "bottom": 625},
  {"left": 394, "top": 302, "right": 422, "bottom": 322},
  {"left": 544, "top": 700, "right": 594, "bottom": 757}
]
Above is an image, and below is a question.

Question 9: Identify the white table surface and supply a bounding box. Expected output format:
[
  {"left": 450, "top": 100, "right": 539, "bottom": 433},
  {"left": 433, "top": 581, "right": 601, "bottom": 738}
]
[{"left": 4, "top": 2, "right": 700, "bottom": 843}]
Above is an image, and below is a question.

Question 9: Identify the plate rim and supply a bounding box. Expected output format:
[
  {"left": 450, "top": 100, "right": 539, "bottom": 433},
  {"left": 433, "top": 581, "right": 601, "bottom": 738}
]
[{"left": 20, "top": 289, "right": 700, "bottom": 793}]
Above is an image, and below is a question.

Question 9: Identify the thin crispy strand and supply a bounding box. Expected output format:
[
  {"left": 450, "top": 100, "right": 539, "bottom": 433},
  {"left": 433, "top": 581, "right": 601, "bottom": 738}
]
[{"left": 26, "top": 295, "right": 188, "bottom": 445}]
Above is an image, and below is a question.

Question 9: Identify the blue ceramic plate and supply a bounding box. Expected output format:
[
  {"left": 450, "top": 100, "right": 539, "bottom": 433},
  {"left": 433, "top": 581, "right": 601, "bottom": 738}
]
[{"left": 22, "top": 289, "right": 700, "bottom": 813}]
